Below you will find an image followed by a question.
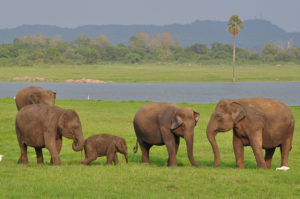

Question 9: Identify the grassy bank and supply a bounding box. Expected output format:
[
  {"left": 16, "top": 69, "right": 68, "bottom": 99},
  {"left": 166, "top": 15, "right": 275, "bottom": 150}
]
[
  {"left": 0, "top": 98, "right": 300, "bottom": 198},
  {"left": 0, "top": 63, "right": 300, "bottom": 82}
]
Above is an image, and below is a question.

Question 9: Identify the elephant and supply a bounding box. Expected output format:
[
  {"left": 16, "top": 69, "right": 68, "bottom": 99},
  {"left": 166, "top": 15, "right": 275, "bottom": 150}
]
[
  {"left": 133, "top": 102, "right": 200, "bottom": 167},
  {"left": 81, "top": 134, "right": 128, "bottom": 165},
  {"left": 15, "top": 86, "right": 56, "bottom": 110},
  {"left": 206, "top": 97, "right": 295, "bottom": 169},
  {"left": 15, "top": 104, "right": 85, "bottom": 165}
]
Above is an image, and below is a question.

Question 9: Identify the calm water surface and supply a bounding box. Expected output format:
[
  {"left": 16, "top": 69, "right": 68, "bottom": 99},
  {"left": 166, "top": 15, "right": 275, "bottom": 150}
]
[{"left": 0, "top": 82, "right": 299, "bottom": 105}]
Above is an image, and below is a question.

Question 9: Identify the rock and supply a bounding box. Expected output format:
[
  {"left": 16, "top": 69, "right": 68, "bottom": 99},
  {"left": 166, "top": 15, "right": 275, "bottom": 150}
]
[
  {"left": 65, "top": 78, "right": 113, "bottom": 84},
  {"left": 12, "top": 76, "right": 45, "bottom": 82}
]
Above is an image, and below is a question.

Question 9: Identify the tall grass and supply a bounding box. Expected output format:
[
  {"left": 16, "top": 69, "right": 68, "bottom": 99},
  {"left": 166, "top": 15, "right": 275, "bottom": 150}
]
[
  {"left": 0, "top": 63, "right": 300, "bottom": 82},
  {"left": 0, "top": 98, "right": 300, "bottom": 198}
]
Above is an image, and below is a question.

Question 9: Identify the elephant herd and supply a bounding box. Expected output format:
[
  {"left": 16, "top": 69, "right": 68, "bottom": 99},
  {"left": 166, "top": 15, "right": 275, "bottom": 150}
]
[{"left": 13, "top": 86, "right": 295, "bottom": 170}]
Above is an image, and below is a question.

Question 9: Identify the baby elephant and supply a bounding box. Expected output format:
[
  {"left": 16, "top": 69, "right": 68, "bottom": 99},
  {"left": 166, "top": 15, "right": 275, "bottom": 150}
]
[{"left": 82, "top": 134, "right": 128, "bottom": 165}]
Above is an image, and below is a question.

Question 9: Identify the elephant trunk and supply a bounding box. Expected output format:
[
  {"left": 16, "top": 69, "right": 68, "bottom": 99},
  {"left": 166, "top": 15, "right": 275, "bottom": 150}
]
[
  {"left": 185, "top": 134, "right": 200, "bottom": 167},
  {"left": 206, "top": 121, "right": 220, "bottom": 168},
  {"left": 72, "top": 134, "right": 85, "bottom": 152}
]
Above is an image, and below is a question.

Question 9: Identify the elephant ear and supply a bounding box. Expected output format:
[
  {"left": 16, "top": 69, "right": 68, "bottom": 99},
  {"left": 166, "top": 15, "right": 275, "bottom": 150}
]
[
  {"left": 194, "top": 111, "right": 200, "bottom": 126},
  {"left": 58, "top": 111, "right": 68, "bottom": 129},
  {"left": 115, "top": 139, "right": 123, "bottom": 152},
  {"left": 230, "top": 102, "right": 246, "bottom": 124},
  {"left": 29, "top": 92, "right": 41, "bottom": 104},
  {"left": 171, "top": 112, "right": 183, "bottom": 130}
]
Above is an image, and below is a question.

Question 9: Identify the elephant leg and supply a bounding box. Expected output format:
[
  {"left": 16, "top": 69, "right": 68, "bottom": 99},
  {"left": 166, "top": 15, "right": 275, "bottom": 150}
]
[
  {"left": 35, "top": 147, "right": 44, "bottom": 164},
  {"left": 50, "top": 138, "right": 62, "bottom": 164},
  {"left": 81, "top": 144, "right": 97, "bottom": 165},
  {"left": 264, "top": 148, "right": 275, "bottom": 169},
  {"left": 167, "top": 136, "right": 180, "bottom": 165},
  {"left": 106, "top": 143, "right": 117, "bottom": 165},
  {"left": 233, "top": 134, "right": 244, "bottom": 169},
  {"left": 280, "top": 139, "right": 292, "bottom": 167},
  {"left": 45, "top": 134, "right": 61, "bottom": 165},
  {"left": 161, "top": 127, "right": 177, "bottom": 166},
  {"left": 81, "top": 155, "right": 97, "bottom": 165},
  {"left": 139, "top": 140, "right": 152, "bottom": 164},
  {"left": 107, "top": 153, "right": 115, "bottom": 165},
  {"left": 16, "top": 132, "right": 28, "bottom": 164},
  {"left": 113, "top": 153, "right": 119, "bottom": 165},
  {"left": 165, "top": 141, "right": 177, "bottom": 166},
  {"left": 249, "top": 131, "right": 267, "bottom": 169}
]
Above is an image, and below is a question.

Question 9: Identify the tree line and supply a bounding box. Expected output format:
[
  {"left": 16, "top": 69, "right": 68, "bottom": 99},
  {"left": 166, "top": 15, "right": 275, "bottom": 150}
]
[{"left": 0, "top": 32, "right": 300, "bottom": 65}]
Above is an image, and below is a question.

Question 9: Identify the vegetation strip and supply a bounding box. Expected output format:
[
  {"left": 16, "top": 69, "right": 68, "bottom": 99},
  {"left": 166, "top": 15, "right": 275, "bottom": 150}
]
[{"left": 1, "top": 63, "right": 300, "bottom": 83}]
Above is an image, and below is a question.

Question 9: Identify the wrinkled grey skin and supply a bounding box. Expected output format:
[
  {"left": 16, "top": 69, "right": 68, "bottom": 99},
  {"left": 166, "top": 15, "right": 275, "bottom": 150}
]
[
  {"left": 15, "top": 86, "right": 56, "bottom": 110},
  {"left": 16, "top": 104, "right": 85, "bottom": 165},
  {"left": 133, "top": 102, "right": 200, "bottom": 167},
  {"left": 81, "top": 134, "right": 128, "bottom": 165},
  {"left": 206, "top": 97, "right": 295, "bottom": 169}
]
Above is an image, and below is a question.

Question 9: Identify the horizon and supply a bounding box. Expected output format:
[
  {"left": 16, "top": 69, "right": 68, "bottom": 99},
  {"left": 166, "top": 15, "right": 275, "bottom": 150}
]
[
  {"left": 1, "top": 0, "right": 299, "bottom": 32},
  {"left": 0, "top": 18, "right": 290, "bottom": 33}
]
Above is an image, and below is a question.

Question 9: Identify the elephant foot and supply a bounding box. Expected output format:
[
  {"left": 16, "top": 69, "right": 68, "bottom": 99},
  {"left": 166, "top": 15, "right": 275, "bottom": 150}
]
[
  {"left": 258, "top": 166, "right": 268, "bottom": 170},
  {"left": 50, "top": 157, "right": 61, "bottom": 165},
  {"left": 18, "top": 156, "right": 28, "bottom": 164},
  {"left": 236, "top": 164, "right": 245, "bottom": 169}
]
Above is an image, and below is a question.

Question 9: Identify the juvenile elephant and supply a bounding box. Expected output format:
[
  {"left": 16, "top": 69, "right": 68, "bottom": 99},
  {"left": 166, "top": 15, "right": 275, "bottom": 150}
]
[
  {"left": 133, "top": 102, "right": 200, "bottom": 167},
  {"left": 15, "top": 86, "right": 56, "bottom": 110},
  {"left": 206, "top": 97, "right": 295, "bottom": 169},
  {"left": 81, "top": 134, "right": 128, "bottom": 165},
  {"left": 16, "top": 104, "right": 85, "bottom": 165}
]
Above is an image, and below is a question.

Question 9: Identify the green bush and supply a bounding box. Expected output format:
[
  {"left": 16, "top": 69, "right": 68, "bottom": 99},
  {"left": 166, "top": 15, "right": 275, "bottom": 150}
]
[{"left": 124, "top": 52, "right": 142, "bottom": 64}]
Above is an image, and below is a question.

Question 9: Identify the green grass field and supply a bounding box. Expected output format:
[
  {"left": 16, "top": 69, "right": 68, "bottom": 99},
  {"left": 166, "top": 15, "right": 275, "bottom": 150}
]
[
  {"left": 0, "top": 63, "right": 300, "bottom": 82},
  {"left": 0, "top": 98, "right": 300, "bottom": 198}
]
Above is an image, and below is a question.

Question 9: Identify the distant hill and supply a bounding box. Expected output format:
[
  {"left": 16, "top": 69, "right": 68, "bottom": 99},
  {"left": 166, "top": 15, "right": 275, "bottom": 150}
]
[{"left": 1, "top": 19, "right": 300, "bottom": 51}]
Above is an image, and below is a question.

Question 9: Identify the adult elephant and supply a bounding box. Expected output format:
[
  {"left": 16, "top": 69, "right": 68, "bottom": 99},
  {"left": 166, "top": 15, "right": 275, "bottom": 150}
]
[
  {"left": 206, "top": 97, "right": 294, "bottom": 169},
  {"left": 15, "top": 86, "right": 56, "bottom": 110},
  {"left": 133, "top": 102, "right": 200, "bottom": 167},
  {"left": 16, "top": 104, "right": 85, "bottom": 165}
]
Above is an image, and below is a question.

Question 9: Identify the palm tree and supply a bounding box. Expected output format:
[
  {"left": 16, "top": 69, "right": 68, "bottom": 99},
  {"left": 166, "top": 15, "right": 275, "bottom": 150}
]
[{"left": 227, "top": 15, "right": 243, "bottom": 82}]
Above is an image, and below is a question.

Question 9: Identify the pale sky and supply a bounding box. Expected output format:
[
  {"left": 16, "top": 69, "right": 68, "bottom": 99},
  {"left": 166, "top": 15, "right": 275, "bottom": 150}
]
[{"left": 1, "top": 0, "right": 299, "bottom": 32}]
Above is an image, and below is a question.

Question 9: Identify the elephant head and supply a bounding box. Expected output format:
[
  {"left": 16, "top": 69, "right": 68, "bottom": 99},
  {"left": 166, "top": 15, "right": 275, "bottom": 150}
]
[
  {"left": 206, "top": 99, "right": 246, "bottom": 167},
  {"left": 170, "top": 107, "right": 200, "bottom": 167},
  {"left": 58, "top": 110, "right": 85, "bottom": 152},
  {"left": 115, "top": 138, "right": 128, "bottom": 163},
  {"left": 29, "top": 90, "right": 56, "bottom": 106}
]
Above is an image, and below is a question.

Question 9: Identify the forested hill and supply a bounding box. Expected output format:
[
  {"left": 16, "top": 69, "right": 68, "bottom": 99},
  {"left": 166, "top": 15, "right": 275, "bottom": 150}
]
[{"left": 1, "top": 19, "right": 300, "bottom": 50}]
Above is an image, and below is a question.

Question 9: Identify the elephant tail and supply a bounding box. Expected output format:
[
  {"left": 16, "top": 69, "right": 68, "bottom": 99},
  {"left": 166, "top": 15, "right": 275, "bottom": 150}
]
[{"left": 133, "top": 140, "right": 138, "bottom": 153}]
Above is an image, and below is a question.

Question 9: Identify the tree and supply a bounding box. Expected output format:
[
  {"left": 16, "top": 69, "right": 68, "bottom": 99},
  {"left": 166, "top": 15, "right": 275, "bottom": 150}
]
[
  {"left": 262, "top": 43, "right": 278, "bottom": 62},
  {"left": 129, "top": 32, "right": 149, "bottom": 49},
  {"left": 188, "top": 44, "right": 208, "bottom": 54},
  {"left": 91, "top": 35, "right": 112, "bottom": 50},
  {"left": 227, "top": 15, "right": 244, "bottom": 82},
  {"left": 72, "top": 34, "right": 91, "bottom": 48}
]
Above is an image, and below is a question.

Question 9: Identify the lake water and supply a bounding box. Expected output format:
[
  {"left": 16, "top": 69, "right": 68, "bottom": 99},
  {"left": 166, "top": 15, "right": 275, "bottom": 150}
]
[{"left": 0, "top": 82, "right": 300, "bottom": 105}]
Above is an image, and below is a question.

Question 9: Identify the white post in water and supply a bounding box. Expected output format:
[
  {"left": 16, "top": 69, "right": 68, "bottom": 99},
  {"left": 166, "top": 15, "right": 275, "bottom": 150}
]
[{"left": 88, "top": 95, "right": 90, "bottom": 100}]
